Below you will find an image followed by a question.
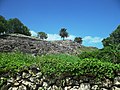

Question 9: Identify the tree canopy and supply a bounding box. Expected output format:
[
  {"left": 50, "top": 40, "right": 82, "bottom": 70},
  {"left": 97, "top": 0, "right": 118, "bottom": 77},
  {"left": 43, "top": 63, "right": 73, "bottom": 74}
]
[
  {"left": 74, "top": 37, "right": 82, "bottom": 44},
  {"left": 59, "top": 28, "right": 69, "bottom": 40},
  {"left": 102, "top": 25, "right": 120, "bottom": 47},
  {"left": 0, "top": 15, "right": 7, "bottom": 34},
  {"left": 37, "top": 32, "right": 48, "bottom": 40},
  {"left": 0, "top": 15, "right": 31, "bottom": 36}
]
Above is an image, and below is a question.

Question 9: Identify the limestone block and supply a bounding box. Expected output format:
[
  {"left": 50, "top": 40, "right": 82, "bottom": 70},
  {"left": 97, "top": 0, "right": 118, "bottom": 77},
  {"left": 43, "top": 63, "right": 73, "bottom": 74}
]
[
  {"left": 65, "top": 86, "right": 71, "bottom": 90},
  {"left": 79, "top": 83, "right": 90, "bottom": 90},
  {"left": 18, "top": 85, "right": 27, "bottom": 90},
  {"left": 114, "top": 77, "right": 120, "bottom": 85},
  {"left": 112, "top": 86, "right": 120, "bottom": 90},
  {"left": 91, "top": 85, "right": 99, "bottom": 90}
]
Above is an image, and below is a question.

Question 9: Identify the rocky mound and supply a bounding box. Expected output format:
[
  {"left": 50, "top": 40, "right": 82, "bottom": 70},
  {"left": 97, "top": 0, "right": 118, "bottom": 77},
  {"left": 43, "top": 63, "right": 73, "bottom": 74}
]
[{"left": 0, "top": 34, "right": 81, "bottom": 55}]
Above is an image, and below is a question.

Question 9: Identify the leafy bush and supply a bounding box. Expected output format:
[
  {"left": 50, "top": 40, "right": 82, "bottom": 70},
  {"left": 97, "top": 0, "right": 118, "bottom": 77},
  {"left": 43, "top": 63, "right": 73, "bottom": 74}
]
[
  {"left": 78, "top": 44, "right": 120, "bottom": 63},
  {"left": 0, "top": 52, "right": 120, "bottom": 82},
  {"left": 102, "top": 25, "right": 120, "bottom": 47},
  {"left": 0, "top": 52, "right": 37, "bottom": 74},
  {"left": 77, "top": 50, "right": 99, "bottom": 59}
]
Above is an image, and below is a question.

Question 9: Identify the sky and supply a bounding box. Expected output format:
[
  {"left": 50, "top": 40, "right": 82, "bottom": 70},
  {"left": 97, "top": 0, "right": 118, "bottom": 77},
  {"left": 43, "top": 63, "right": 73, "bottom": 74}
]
[{"left": 0, "top": 0, "right": 120, "bottom": 48}]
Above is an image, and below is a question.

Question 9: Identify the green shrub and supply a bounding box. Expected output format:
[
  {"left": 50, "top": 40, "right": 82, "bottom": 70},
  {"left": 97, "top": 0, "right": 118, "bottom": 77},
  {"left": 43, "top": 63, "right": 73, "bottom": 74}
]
[{"left": 0, "top": 52, "right": 120, "bottom": 82}]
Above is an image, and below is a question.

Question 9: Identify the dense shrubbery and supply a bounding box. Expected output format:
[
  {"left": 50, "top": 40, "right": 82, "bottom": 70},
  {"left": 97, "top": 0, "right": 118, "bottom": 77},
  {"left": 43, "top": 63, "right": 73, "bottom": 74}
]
[
  {"left": 102, "top": 25, "right": 120, "bottom": 47},
  {"left": 78, "top": 25, "right": 120, "bottom": 63},
  {"left": 78, "top": 44, "right": 120, "bottom": 63},
  {"left": 0, "top": 52, "right": 120, "bottom": 81}
]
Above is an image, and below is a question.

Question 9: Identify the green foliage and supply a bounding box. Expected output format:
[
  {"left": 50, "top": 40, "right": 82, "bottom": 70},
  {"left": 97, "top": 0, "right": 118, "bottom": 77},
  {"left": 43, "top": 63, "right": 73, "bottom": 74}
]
[
  {"left": 59, "top": 28, "right": 69, "bottom": 40},
  {"left": 0, "top": 52, "right": 37, "bottom": 74},
  {"left": 0, "top": 52, "right": 120, "bottom": 81},
  {"left": 97, "top": 44, "right": 120, "bottom": 63},
  {"left": 78, "top": 46, "right": 98, "bottom": 52},
  {"left": 0, "top": 15, "right": 31, "bottom": 36},
  {"left": 78, "top": 44, "right": 120, "bottom": 63},
  {"left": 7, "top": 18, "right": 31, "bottom": 36},
  {"left": 74, "top": 37, "right": 82, "bottom": 44},
  {"left": 102, "top": 25, "right": 120, "bottom": 47},
  {"left": 0, "top": 15, "right": 7, "bottom": 34},
  {"left": 37, "top": 32, "right": 48, "bottom": 40},
  {"left": 77, "top": 50, "right": 99, "bottom": 59}
]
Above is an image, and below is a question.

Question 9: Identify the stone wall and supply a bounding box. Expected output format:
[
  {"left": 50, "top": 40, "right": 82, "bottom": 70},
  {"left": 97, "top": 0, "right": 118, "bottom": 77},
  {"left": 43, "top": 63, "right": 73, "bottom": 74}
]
[
  {"left": 0, "top": 34, "right": 81, "bottom": 55},
  {"left": 1, "top": 67, "right": 120, "bottom": 90}
]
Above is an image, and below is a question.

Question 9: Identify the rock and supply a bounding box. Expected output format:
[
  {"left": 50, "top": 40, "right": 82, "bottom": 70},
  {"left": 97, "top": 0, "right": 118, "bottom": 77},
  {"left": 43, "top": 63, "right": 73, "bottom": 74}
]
[
  {"left": 18, "top": 85, "right": 27, "bottom": 90},
  {"left": 22, "top": 80, "right": 32, "bottom": 86},
  {"left": 43, "top": 82, "right": 48, "bottom": 86},
  {"left": 29, "top": 77, "right": 37, "bottom": 83},
  {"left": 114, "top": 77, "right": 120, "bottom": 86},
  {"left": 79, "top": 83, "right": 90, "bottom": 90},
  {"left": 14, "top": 81, "right": 19, "bottom": 86},
  {"left": 102, "top": 79, "right": 112, "bottom": 88},
  {"left": 91, "top": 85, "right": 99, "bottom": 90},
  {"left": 65, "top": 77, "right": 71, "bottom": 85},
  {"left": 112, "top": 86, "right": 120, "bottom": 90},
  {"left": 7, "top": 78, "right": 15, "bottom": 83},
  {"left": 52, "top": 85, "right": 59, "bottom": 90},
  {"left": 100, "top": 88, "right": 108, "bottom": 90},
  {"left": 38, "top": 87, "right": 44, "bottom": 90},
  {"left": 36, "top": 72, "right": 42, "bottom": 78},
  {"left": 22, "top": 72, "right": 31, "bottom": 79},
  {"left": 16, "top": 76, "right": 21, "bottom": 81},
  {"left": 71, "top": 86, "right": 79, "bottom": 90},
  {"left": 65, "top": 86, "right": 71, "bottom": 90}
]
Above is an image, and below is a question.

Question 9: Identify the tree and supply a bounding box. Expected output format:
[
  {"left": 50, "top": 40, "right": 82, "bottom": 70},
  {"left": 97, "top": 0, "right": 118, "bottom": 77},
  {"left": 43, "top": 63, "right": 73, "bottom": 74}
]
[
  {"left": 37, "top": 32, "right": 48, "bottom": 40},
  {"left": 7, "top": 18, "right": 23, "bottom": 34},
  {"left": 0, "top": 15, "right": 7, "bottom": 34},
  {"left": 59, "top": 28, "right": 69, "bottom": 40},
  {"left": 102, "top": 25, "right": 120, "bottom": 47},
  {"left": 74, "top": 37, "right": 82, "bottom": 44},
  {"left": 7, "top": 18, "right": 31, "bottom": 36},
  {"left": 22, "top": 26, "right": 31, "bottom": 36}
]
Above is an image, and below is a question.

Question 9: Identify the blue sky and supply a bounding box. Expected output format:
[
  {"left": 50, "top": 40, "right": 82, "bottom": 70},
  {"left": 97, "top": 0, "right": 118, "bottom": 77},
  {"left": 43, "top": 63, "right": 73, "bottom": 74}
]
[{"left": 0, "top": 0, "right": 120, "bottom": 48}]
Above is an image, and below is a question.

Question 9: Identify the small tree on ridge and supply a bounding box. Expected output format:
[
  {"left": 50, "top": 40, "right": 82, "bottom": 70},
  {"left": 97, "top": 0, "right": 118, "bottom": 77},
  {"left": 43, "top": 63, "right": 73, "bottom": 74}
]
[
  {"left": 59, "top": 28, "right": 69, "bottom": 40},
  {"left": 37, "top": 32, "right": 48, "bottom": 40}
]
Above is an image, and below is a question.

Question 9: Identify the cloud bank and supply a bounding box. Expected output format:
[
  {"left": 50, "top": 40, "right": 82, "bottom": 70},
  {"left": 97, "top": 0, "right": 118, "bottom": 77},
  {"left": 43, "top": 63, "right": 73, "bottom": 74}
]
[{"left": 83, "top": 36, "right": 103, "bottom": 43}]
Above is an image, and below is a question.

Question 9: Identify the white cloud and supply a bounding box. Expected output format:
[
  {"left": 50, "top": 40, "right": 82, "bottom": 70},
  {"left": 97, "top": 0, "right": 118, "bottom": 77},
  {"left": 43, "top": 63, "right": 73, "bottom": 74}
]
[
  {"left": 47, "top": 34, "right": 76, "bottom": 41},
  {"left": 47, "top": 34, "right": 61, "bottom": 41},
  {"left": 30, "top": 30, "right": 37, "bottom": 36},
  {"left": 83, "top": 36, "right": 103, "bottom": 43}
]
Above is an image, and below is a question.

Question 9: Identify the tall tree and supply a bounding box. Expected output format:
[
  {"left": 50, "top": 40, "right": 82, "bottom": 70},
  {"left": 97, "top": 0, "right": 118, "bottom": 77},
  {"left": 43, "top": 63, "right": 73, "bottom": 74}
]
[
  {"left": 37, "top": 32, "right": 48, "bottom": 40},
  {"left": 0, "top": 15, "right": 7, "bottom": 34},
  {"left": 7, "top": 18, "right": 31, "bottom": 36},
  {"left": 74, "top": 37, "right": 82, "bottom": 44},
  {"left": 102, "top": 25, "right": 120, "bottom": 47},
  {"left": 7, "top": 18, "right": 24, "bottom": 34},
  {"left": 59, "top": 28, "right": 69, "bottom": 40},
  {"left": 22, "top": 26, "right": 31, "bottom": 36}
]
